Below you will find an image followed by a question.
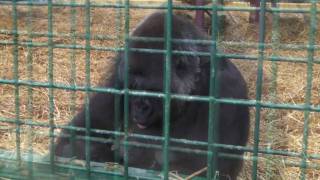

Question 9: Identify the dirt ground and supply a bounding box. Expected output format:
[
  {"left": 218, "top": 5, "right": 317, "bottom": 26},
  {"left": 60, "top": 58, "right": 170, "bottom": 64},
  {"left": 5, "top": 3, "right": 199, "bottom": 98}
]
[{"left": 0, "top": 1, "right": 319, "bottom": 179}]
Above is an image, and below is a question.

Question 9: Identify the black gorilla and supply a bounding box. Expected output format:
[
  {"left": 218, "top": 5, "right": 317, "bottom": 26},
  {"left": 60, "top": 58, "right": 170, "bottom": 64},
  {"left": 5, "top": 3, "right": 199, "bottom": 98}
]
[{"left": 55, "top": 11, "right": 249, "bottom": 179}]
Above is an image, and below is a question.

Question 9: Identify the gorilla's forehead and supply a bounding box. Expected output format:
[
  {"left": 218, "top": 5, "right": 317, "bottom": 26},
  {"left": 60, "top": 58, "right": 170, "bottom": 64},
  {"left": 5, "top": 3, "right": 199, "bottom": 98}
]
[
  {"left": 116, "top": 53, "right": 164, "bottom": 90},
  {"left": 130, "top": 74, "right": 163, "bottom": 91},
  {"left": 130, "top": 54, "right": 163, "bottom": 71}
]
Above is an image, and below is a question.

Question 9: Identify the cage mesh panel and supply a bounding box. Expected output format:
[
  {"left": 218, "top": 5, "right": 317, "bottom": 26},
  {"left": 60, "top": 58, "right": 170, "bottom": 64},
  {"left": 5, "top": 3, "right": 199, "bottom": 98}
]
[
  {"left": 26, "top": 0, "right": 35, "bottom": 178},
  {"left": 123, "top": 0, "right": 130, "bottom": 178},
  {"left": 300, "top": 0, "right": 317, "bottom": 179},
  {"left": 207, "top": 0, "right": 219, "bottom": 179},
  {"left": 251, "top": 0, "right": 267, "bottom": 179},
  {"left": 0, "top": 0, "right": 319, "bottom": 179}
]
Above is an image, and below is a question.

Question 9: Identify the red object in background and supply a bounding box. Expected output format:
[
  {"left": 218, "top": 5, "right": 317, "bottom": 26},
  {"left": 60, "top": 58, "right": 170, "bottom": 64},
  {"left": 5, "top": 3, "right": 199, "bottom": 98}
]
[
  {"left": 249, "top": 0, "right": 260, "bottom": 23},
  {"left": 181, "top": 0, "right": 210, "bottom": 31},
  {"left": 195, "top": 0, "right": 206, "bottom": 31}
]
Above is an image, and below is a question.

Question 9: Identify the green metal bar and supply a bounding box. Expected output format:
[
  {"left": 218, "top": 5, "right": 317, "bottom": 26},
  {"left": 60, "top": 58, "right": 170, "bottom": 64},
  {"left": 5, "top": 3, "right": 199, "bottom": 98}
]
[
  {"left": 0, "top": 29, "right": 116, "bottom": 41},
  {"left": 0, "top": 0, "right": 320, "bottom": 177},
  {"left": 207, "top": 0, "right": 219, "bottom": 179},
  {"left": 2, "top": 40, "right": 320, "bottom": 64},
  {"left": 163, "top": 1, "right": 173, "bottom": 179},
  {"left": 26, "top": 0, "right": 34, "bottom": 178},
  {"left": 2, "top": 29, "right": 320, "bottom": 51},
  {"left": 0, "top": 148, "right": 319, "bottom": 180},
  {"left": 0, "top": 149, "right": 169, "bottom": 180},
  {"left": 69, "top": 0, "right": 78, "bottom": 167},
  {"left": 3, "top": 27, "right": 320, "bottom": 52},
  {"left": 84, "top": 0, "right": 92, "bottom": 177},
  {"left": 1, "top": 1, "right": 319, "bottom": 14},
  {"left": 299, "top": 0, "right": 317, "bottom": 179},
  {"left": 11, "top": 0, "right": 22, "bottom": 174},
  {"left": 1, "top": 79, "right": 320, "bottom": 113},
  {"left": 1, "top": 113, "right": 320, "bottom": 162},
  {"left": 47, "top": 0, "right": 55, "bottom": 173},
  {"left": 113, "top": 0, "right": 124, "bottom": 172},
  {"left": 123, "top": 0, "right": 130, "bottom": 178},
  {"left": 266, "top": 0, "right": 280, "bottom": 178},
  {"left": 252, "top": 0, "right": 267, "bottom": 179}
]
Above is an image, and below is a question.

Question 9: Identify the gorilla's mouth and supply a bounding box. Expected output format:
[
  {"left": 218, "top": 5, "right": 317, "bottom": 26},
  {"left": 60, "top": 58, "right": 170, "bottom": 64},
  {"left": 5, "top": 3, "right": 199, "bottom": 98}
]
[
  {"left": 133, "top": 117, "right": 148, "bottom": 129},
  {"left": 137, "top": 123, "right": 147, "bottom": 129}
]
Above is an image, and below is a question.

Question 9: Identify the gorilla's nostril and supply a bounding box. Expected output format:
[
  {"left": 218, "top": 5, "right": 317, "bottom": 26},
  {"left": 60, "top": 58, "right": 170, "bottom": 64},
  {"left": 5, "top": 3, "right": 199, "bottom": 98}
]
[
  {"left": 144, "top": 106, "right": 153, "bottom": 116},
  {"left": 133, "top": 117, "right": 138, "bottom": 122},
  {"left": 142, "top": 104, "right": 150, "bottom": 111}
]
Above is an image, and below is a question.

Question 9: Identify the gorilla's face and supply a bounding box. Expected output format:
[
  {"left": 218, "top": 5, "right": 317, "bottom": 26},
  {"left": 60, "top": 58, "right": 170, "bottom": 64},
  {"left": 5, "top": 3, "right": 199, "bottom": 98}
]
[
  {"left": 127, "top": 52, "right": 164, "bottom": 129},
  {"left": 122, "top": 16, "right": 202, "bottom": 129},
  {"left": 127, "top": 62, "right": 199, "bottom": 129},
  {"left": 125, "top": 48, "right": 200, "bottom": 129}
]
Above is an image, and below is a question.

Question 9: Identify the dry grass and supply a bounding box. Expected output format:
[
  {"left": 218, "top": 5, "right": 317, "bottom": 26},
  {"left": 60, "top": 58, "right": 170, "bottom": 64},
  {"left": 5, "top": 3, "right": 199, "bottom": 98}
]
[{"left": 0, "top": 2, "right": 319, "bottom": 180}]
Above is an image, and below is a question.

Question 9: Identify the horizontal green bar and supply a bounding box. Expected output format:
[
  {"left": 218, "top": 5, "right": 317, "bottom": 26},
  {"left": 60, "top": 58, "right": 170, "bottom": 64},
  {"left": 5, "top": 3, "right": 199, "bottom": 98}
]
[
  {"left": 1, "top": 116, "right": 320, "bottom": 161},
  {"left": 0, "top": 79, "right": 319, "bottom": 112},
  {"left": 0, "top": 39, "right": 123, "bottom": 51},
  {"left": 2, "top": 26, "right": 320, "bottom": 49},
  {"left": 0, "top": 1, "right": 318, "bottom": 14},
  {"left": 0, "top": 29, "right": 116, "bottom": 41},
  {"left": 0, "top": 149, "right": 166, "bottom": 180},
  {"left": 0, "top": 40, "right": 319, "bottom": 64},
  {"left": 1, "top": 143, "right": 319, "bottom": 175},
  {"left": 0, "top": 149, "right": 318, "bottom": 180},
  {"left": 284, "top": 160, "right": 320, "bottom": 170},
  {"left": 2, "top": 30, "right": 319, "bottom": 53},
  {"left": 219, "top": 54, "right": 320, "bottom": 64},
  {"left": 2, "top": 30, "right": 319, "bottom": 51},
  {"left": 130, "top": 36, "right": 320, "bottom": 52},
  {"left": 268, "top": 6, "right": 319, "bottom": 13}
]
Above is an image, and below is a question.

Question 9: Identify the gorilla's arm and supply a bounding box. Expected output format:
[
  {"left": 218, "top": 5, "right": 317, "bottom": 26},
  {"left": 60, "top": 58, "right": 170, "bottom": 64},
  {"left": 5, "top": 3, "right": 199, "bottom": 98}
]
[
  {"left": 71, "top": 75, "right": 120, "bottom": 130},
  {"left": 55, "top": 60, "right": 123, "bottom": 162}
]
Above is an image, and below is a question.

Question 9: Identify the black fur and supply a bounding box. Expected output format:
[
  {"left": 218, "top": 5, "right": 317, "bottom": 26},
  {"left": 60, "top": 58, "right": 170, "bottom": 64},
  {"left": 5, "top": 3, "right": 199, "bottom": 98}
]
[{"left": 55, "top": 11, "right": 249, "bottom": 179}]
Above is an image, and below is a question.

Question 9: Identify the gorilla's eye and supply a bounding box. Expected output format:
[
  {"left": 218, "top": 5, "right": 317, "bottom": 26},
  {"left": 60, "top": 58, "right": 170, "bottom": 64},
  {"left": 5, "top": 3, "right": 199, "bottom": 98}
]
[
  {"left": 175, "top": 60, "right": 189, "bottom": 78},
  {"left": 175, "top": 60, "right": 187, "bottom": 71},
  {"left": 130, "top": 79, "right": 139, "bottom": 89},
  {"left": 130, "top": 68, "right": 145, "bottom": 76},
  {"left": 130, "top": 75, "right": 146, "bottom": 89}
]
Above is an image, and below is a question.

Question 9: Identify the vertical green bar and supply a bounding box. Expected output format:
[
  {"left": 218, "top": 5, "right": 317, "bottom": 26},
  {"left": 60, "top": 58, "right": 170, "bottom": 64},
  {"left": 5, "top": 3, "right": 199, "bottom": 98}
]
[
  {"left": 114, "top": 0, "right": 124, "bottom": 168},
  {"left": 115, "top": 0, "right": 123, "bottom": 42},
  {"left": 207, "top": 0, "right": 219, "bottom": 179},
  {"left": 270, "top": 0, "right": 280, "bottom": 113},
  {"left": 69, "top": 0, "right": 77, "bottom": 159},
  {"left": 251, "top": 0, "right": 267, "bottom": 179},
  {"left": 69, "top": 0, "right": 77, "bottom": 116},
  {"left": 84, "top": 0, "right": 92, "bottom": 177},
  {"left": 123, "top": 0, "right": 130, "bottom": 178},
  {"left": 299, "top": 0, "right": 317, "bottom": 179},
  {"left": 11, "top": 0, "right": 21, "bottom": 169},
  {"left": 45, "top": 0, "right": 56, "bottom": 174},
  {"left": 26, "top": 0, "right": 34, "bottom": 178},
  {"left": 163, "top": 1, "right": 173, "bottom": 179},
  {"left": 266, "top": 0, "right": 279, "bottom": 178},
  {"left": 47, "top": 0, "right": 55, "bottom": 172}
]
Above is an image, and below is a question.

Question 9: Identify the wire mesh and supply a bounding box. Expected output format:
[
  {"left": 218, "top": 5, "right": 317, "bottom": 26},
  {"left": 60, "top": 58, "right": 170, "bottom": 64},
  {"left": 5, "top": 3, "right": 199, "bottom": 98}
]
[{"left": 0, "top": 0, "right": 319, "bottom": 179}]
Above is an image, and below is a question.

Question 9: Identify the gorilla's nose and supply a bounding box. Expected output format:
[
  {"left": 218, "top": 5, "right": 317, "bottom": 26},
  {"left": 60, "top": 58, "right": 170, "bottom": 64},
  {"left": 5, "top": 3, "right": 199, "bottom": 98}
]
[
  {"left": 133, "top": 99, "right": 152, "bottom": 117},
  {"left": 141, "top": 101, "right": 152, "bottom": 114}
]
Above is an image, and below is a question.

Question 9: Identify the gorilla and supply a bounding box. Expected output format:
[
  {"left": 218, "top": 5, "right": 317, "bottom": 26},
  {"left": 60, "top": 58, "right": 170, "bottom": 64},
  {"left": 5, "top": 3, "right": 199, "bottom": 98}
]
[{"left": 55, "top": 11, "right": 249, "bottom": 179}]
